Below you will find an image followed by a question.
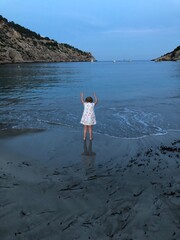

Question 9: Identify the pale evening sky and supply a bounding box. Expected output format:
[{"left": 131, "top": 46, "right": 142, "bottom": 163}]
[{"left": 0, "top": 0, "right": 179, "bottom": 60}]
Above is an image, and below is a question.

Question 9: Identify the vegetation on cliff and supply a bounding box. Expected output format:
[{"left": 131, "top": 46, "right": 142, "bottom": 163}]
[
  {"left": 0, "top": 15, "right": 95, "bottom": 64},
  {"left": 152, "top": 46, "right": 180, "bottom": 62}
]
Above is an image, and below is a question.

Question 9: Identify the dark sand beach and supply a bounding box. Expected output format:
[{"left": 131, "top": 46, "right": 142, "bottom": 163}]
[{"left": 0, "top": 128, "right": 180, "bottom": 240}]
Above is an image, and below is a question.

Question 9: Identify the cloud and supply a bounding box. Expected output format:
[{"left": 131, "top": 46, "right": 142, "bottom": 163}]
[{"left": 102, "top": 26, "right": 179, "bottom": 34}]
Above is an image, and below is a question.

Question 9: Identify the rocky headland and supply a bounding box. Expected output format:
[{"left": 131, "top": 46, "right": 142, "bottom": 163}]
[
  {"left": 152, "top": 46, "right": 180, "bottom": 62},
  {"left": 0, "top": 15, "right": 95, "bottom": 64}
]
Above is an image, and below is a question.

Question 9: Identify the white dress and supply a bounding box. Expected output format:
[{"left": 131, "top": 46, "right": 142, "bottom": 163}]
[{"left": 80, "top": 102, "right": 96, "bottom": 125}]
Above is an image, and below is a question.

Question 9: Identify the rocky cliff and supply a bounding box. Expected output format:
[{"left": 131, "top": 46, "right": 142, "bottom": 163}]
[
  {"left": 152, "top": 46, "right": 180, "bottom": 62},
  {"left": 0, "top": 15, "right": 95, "bottom": 64}
]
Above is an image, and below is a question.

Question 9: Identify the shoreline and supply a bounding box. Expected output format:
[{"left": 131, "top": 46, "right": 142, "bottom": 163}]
[
  {"left": 0, "top": 128, "right": 180, "bottom": 239},
  {"left": 1, "top": 125, "right": 180, "bottom": 139}
]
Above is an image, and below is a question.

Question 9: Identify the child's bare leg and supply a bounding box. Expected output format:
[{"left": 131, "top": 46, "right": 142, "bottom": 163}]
[
  {"left": 83, "top": 125, "right": 87, "bottom": 140},
  {"left": 89, "top": 125, "right": 93, "bottom": 140}
]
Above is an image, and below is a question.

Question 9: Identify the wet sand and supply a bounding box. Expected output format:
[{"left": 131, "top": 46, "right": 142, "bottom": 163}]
[{"left": 0, "top": 127, "right": 180, "bottom": 240}]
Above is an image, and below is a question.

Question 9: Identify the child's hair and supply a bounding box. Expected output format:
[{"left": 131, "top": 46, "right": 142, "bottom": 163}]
[{"left": 85, "top": 96, "right": 93, "bottom": 103}]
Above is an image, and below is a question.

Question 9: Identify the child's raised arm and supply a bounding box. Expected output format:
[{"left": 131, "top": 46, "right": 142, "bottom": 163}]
[
  {"left": 93, "top": 93, "right": 98, "bottom": 105},
  {"left": 80, "top": 92, "right": 84, "bottom": 104}
]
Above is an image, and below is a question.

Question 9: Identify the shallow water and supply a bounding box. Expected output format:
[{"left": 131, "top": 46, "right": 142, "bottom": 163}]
[{"left": 0, "top": 61, "right": 179, "bottom": 138}]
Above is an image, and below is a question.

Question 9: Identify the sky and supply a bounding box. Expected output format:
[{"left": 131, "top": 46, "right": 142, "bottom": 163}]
[{"left": 0, "top": 0, "right": 179, "bottom": 60}]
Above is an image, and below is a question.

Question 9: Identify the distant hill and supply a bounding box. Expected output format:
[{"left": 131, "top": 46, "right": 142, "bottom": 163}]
[
  {"left": 0, "top": 15, "right": 95, "bottom": 64},
  {"left": 152, "top": 46, "right": 180, "bottom": 62}
]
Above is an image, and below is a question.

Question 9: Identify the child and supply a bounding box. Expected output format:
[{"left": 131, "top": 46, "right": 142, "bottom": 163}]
[{"left": 80, "top": 92, "right": 98, "bottom": 140}]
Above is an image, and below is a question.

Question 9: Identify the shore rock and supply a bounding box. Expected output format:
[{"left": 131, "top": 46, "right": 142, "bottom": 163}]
[
  {"left": 0, "top": 15, "right": 95, "bottom": 64},
  {"left": 152, "top": 46, "right": 180, "bottom": 62}
]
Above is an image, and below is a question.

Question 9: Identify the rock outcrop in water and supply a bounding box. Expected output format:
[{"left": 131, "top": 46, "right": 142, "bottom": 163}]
[
  {"left": 0, "top": 15, "right": 95, "bottom": 64},
  {"left": 152, "top": 46, "right": 180, "bottom": 62}
]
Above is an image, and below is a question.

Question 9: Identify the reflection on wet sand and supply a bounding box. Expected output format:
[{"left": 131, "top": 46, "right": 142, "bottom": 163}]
[
  {"left": 81, "top": 140, "right": 96, "bottom": 174},
  {"left": 82, "top": 140, "right": 96, "bottom": 156}
]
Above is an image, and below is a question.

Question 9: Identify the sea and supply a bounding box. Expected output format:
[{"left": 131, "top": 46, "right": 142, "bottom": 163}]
[{"left": 0, "top": 61, "right": 179, "bottom": 139}]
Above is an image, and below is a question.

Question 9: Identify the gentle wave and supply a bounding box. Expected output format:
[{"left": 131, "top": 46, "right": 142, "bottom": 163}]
[{"left": 0, "top": 107, "right": 171, "bottom": 139}]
